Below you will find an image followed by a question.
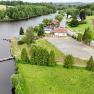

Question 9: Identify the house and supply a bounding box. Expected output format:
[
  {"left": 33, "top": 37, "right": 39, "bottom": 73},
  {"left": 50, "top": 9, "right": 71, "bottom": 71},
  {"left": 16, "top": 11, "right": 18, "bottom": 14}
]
[{"left": 53, "top": 27, "right": 68, "bottom": 37}]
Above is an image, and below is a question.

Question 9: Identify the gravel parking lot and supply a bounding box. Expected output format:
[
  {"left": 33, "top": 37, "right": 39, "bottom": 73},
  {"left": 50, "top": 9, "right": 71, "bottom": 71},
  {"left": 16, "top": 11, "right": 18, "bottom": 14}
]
[{"left": 46, "top": 37, "right": 94, "bottom": 60}]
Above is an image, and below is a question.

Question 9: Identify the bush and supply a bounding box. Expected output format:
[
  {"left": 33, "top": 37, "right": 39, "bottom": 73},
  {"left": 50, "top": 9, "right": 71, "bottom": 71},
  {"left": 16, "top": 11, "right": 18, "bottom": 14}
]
[
  {"left": 11, "top": 74, "right": 25, "bottom": 94},
  {"left": 11, "top": 74, "right": 18, "bottom": 88},
  {"left": 86, "top": 56, "right": 94, "bottom": 71},
  {"left": 77, "top": 33, "right": 83, "bottom": 42},
  {"left": 17, "top": 40, "right": 25, "bottom": 45},
  {"left": 79, "top": 21, "right": 87, "bottom": 24},
  {"left": 69, "top": 16, "right": 79, "bottom": 27},
  {"left": 64, "top": 55, "right": 74, "bottom": 68}
]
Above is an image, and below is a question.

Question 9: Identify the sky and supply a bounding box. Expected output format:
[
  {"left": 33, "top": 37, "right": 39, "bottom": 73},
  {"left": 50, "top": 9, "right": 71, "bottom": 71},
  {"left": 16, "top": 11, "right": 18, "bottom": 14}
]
[{"left": 21, "top": 0, "right": 94, "bottom": 3}]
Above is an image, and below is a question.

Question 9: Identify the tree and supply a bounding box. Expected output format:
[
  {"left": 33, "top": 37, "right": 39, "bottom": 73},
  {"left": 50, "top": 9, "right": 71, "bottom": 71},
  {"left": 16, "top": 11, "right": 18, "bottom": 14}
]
[
  {"left": 69, "top": 16, "right": 79, "bottom": 27},
  {"left": 86, "top": 56, "right": 94, "bottom": 71},
  {"left": 49, "top": 50, "right": 56, "bottom": 66},
  {"left": 19, "top": 27, "right": 24, "bottom": 35},
  {"left": 21, "top": 48, "right": 29, "bottom": 63},
  {"left": 38, "top": 24, "right": 44, "bottom": 36},
  {"left": 42, "top": 18, "right": 51, "bottom": 26},
  {"left": 82, "top": 28, "right": 93, "bottom": 45},
  {"left": 30, "top": 45, "right": 56, "bottom": 66},
  {"left": 64, "top": 55, "right": 74, "bottom": 68},
  {"left": 77, "top": 33, "right": 83, "bottom": 42},
  {"left": 55, "top": 14, "right": 63, "bottom": 21},
  {"left": 24, "top": 27, "right": 35, "bottom": 45},
  {"left": 79, "top": 9, "right": 86, "bottom": 21}
]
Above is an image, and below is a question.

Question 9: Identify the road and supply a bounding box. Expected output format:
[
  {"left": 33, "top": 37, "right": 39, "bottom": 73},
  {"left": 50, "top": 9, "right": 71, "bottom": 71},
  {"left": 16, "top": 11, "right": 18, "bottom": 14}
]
[{"left": 46, "top": 37, "right": 94, "bottom": 60}]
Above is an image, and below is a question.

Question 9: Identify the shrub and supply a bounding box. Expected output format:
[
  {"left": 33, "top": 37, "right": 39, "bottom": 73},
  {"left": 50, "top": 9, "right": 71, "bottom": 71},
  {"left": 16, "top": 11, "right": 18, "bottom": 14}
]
[
  {"left": 69, "top": 16, "right": 79, "bottom": 27},
  {"left": 17, "top": 40, "right": 25, "bottom": 45},
  {"left": 79, "top": 21, "right": 87, "bottom": 24},
  {"left": 11, "top": 74, "right": 18, "bottom": 88},
  {"left": 86, "top": 56, "right": 94, "bottom": 71},
  {"left": 21, "top": 48, "right": 30, "bottom": 63},
  {"left": 11, "top": 74, "right": 24, "bottom": 94},
  {"left": 77, "top": 33, "right": 83, "bottom": 42},
  {"left": 64, "top": 55, "right": 74, "bottom": 68}
]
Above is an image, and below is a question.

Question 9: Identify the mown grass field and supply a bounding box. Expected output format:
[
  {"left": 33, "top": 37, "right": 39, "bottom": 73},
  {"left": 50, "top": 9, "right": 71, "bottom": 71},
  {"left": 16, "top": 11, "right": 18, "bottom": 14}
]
[
  {"left": 18, "top": 64, "right": 94, "bottom": 94},
  {"left": 68, "top": 16, "right": 94, "bottom": 33}
]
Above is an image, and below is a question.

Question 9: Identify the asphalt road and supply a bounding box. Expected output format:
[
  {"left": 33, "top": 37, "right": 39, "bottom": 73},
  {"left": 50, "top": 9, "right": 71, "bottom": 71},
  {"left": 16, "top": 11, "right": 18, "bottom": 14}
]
[{"left": 46, "top": 37, "right": 94, "bottom": 60}]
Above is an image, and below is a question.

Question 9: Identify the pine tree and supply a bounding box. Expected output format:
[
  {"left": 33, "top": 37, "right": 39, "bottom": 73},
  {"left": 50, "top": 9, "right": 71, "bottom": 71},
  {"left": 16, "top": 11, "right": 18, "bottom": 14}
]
[
  {"left": 86, "top": 56, "right": 94, "bottom": 71},
  {"left": 19, "top": 27, "right": 24, "bottom": 35},
  {"left": 21, "top": 48, "right": 29, "bottom": 63},
  {"left": 64, "top": 55, "right": 74, "bottom": 68},
  {"left": 49, "top": 50, "right": 56, "bottom": 66},
  {"left": 38, "top": 24, "right": 44, "bottom": 36},
  {"left": 82, "top": 28, "right": 93, "bottom": 45}
]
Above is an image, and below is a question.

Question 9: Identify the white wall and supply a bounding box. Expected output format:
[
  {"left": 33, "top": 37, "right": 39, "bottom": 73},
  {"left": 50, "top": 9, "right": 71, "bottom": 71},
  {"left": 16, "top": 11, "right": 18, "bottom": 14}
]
[{"left": 54, "top": 33, "right": 67, "bottom": 37}]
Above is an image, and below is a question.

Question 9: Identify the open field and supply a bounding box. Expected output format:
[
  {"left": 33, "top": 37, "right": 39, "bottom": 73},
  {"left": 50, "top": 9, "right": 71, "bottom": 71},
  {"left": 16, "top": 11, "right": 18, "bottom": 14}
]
[
  {"left": 0, "top": 5, "right": 6, "bottom": 10},
  {"left": 18, "top": 64, "right": 94, "bottom": 94}
]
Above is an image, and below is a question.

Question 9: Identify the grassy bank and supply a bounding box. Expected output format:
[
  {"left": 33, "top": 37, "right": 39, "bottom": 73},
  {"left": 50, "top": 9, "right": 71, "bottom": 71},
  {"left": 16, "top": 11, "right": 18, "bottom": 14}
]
[{"left": 18, "top": 64, "right": 94, "bottom": 94}]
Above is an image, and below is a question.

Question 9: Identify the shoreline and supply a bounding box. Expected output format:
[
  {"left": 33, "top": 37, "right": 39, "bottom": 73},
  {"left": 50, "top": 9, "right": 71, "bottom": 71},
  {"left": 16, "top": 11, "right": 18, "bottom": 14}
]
[{"left": 0, "top": 13, "right": 56, "bottom": 23}]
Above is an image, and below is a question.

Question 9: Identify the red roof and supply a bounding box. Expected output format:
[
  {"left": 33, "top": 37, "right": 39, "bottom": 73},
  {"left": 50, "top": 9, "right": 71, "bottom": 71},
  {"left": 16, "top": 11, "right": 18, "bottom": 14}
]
[{"left": 53, "top": 27, "right": 68, "bottom": 33}]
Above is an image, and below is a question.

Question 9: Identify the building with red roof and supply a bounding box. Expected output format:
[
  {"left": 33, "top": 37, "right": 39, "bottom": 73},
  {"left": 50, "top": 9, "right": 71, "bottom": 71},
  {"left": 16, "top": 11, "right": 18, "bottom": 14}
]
[{"left": 53, "top": 27, "right": 68, "bottom": 37}]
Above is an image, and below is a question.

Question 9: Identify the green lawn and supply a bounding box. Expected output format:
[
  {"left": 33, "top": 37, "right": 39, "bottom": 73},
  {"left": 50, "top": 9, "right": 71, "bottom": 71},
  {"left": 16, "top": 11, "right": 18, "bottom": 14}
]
[
  {"left": 68, "top": 16, "right": 94, "bottom": 36},
  {"left": 18, "top": 64, "right": 94, "bottom": 94}
]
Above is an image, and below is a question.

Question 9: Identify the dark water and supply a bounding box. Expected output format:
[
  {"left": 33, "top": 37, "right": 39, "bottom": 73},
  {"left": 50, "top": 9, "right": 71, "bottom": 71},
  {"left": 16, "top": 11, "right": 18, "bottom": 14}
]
[
  {"left": 0, "top": 14, "right": 56, "bottom": 39},
  {"left": 0, "top": 13, "right": 56, "bottom": 94}
]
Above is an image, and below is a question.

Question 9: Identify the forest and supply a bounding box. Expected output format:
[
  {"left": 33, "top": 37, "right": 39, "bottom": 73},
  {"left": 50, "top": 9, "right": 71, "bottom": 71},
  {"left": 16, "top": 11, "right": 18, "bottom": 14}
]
[{"left": 0, "top": 1, "right": 56, "bottom": 21}]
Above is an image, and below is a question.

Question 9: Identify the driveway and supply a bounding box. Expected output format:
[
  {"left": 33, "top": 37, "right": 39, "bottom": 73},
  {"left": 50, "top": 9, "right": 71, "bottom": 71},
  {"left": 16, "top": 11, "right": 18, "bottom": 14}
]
[{"left": 46, "top": 37, "right": 94, "bottom": 60}]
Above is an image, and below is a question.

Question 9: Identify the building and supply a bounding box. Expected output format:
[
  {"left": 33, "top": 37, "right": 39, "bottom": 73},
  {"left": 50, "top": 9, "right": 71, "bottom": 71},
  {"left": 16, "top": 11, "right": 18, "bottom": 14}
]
[
  {"left": 53, "top": 27, "right": 68, "bottom": 37},
  {"left": 44, "top": 26, "right": 53, "bottom": 34}
]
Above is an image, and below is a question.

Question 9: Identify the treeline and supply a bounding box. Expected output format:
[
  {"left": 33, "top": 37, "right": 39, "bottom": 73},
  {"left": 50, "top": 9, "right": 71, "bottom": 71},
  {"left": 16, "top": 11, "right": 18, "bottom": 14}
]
[
  {"left": 79, "top": 3, "right": 94, "bottom": 16},
  {"left": 6, "top": 5, "right": 55, "bottom": 20},
  {"left": 58, "top": 3, "right": 94, "bottom": 16},
  {"left": 0, "top": 2, "right": 56, "bottom": 21},
  {"left": 21, "top": 46, "right": 56, "bottom": 66},
  {"left": 0, "top": 0, "right": 24, "bottom": 6}
]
